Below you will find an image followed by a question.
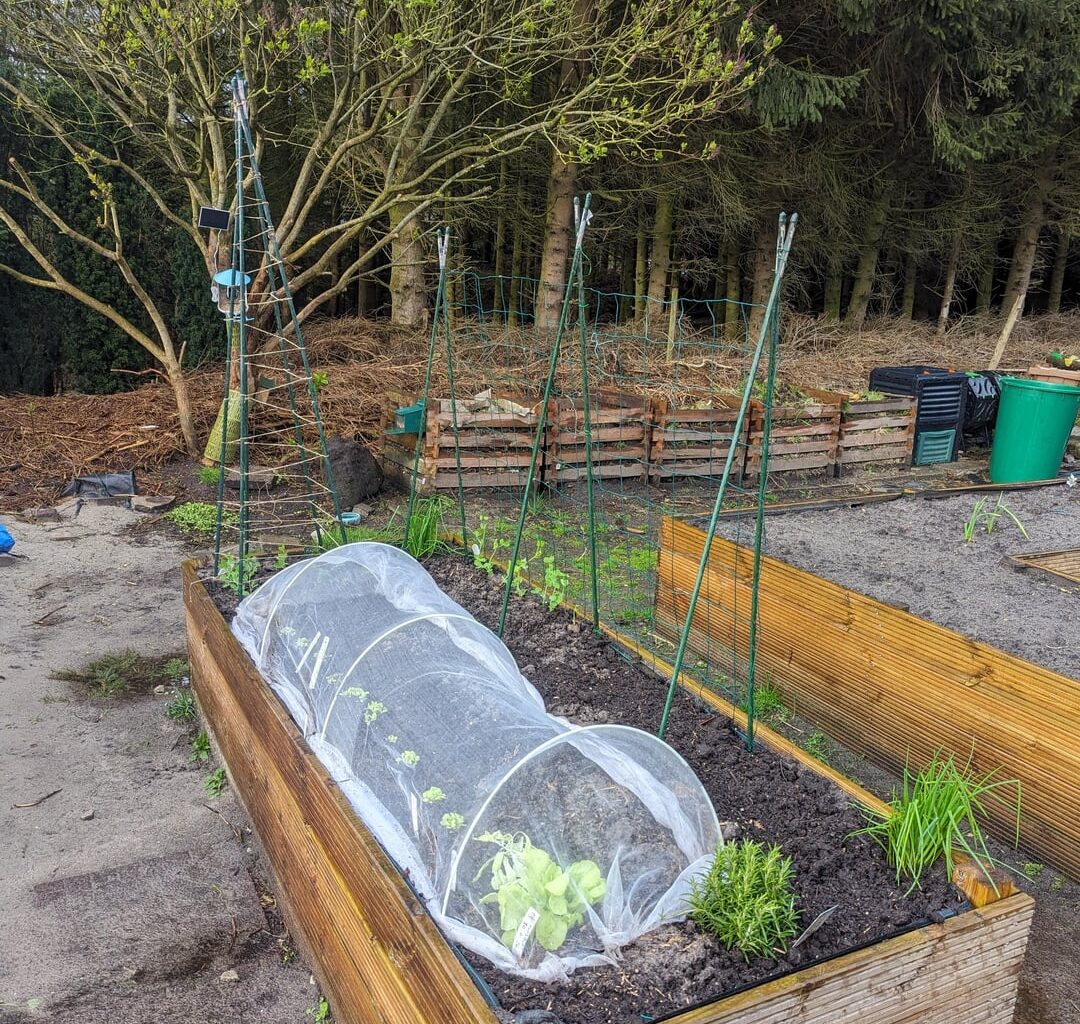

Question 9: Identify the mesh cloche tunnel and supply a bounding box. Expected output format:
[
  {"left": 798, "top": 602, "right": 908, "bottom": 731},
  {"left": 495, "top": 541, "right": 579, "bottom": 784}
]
[{"left": 232, "top": 543, "right": 721, "bottom": 980}]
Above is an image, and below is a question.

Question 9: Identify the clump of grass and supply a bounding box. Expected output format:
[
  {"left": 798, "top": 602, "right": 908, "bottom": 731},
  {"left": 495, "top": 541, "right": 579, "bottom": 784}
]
[
  {"left": 851, "top": 751, "right": 1021, "bottom": 892},
  {"left": 802, "top": 731, "right": 830, "bottom": 764},
  {"left": 166, "top": 690, "right": 196, "bottom": 722},
  {"left": 315, "top": 497, "right": 452, "bottom": 559},
  {"left": 204, "top": 767, "right": 226, "bottom": 798},
  {"left": 688, "top": 840, "right": 799, "bottom": 961},
  {"left": 739, "top": 680, "right": 790, "bottom": 724},
  {"left": 191, "top": 730, "right": 211, "bottom": 763},
  {"left": 53, "top": 650, "right": 140, "bottom": 697},
  {"left": 166, "top": 502, "right": 235, "bottom": 538},
  {"left": 196, "top": 465, "right": 222, "bottom": 487},
  {"left": 159, "top": 657, "right": 189, "bottom": 681}
]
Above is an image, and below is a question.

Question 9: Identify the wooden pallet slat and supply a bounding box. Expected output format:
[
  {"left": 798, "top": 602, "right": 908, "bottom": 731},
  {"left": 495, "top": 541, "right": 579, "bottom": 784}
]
[{"left": 836, "top": 395, "right": 916, "bottom": 471}]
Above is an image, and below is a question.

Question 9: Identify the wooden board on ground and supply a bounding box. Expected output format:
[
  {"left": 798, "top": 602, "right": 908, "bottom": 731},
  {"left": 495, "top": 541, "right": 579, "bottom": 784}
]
[{"left": 654, "top": 515, "right": 1080, "bottom": 879}]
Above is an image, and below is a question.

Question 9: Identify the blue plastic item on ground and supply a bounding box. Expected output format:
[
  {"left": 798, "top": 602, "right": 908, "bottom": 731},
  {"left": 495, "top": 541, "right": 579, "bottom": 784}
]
[{"left": 0, "top": 522, "right": 13, "bottom": 554}]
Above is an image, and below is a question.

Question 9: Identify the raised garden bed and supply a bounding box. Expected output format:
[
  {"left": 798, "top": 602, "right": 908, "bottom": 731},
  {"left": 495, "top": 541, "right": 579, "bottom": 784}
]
[
  {"left": 184, "top": 555, "right": 1033, "bottom": 1024},
  {"left": 836, "top": 394, "right": 916, "bottom": 473},
  {"left": 746, "top": 388, "right": 842, "bottom": 479},
  {"left": 380, "top": 389, "right": 544, "bottom": 494},
  {"left": 655, "top": 514, "right": 1080, "bottom": 880},
  {"left": 549, "top": 389, "right": 650, "bottom": 484},
  {"left": 647, "top": 396, "right": 747, "bottom": 484}
]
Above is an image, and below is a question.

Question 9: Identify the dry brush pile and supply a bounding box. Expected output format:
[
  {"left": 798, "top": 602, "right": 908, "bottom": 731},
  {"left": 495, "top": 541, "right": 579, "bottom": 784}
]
[{"left": 0, "top": 312, "right": 1071, "bottom": 511}]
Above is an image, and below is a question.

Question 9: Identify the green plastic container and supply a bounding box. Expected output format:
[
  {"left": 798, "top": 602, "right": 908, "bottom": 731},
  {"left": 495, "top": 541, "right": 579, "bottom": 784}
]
[{"left": 989, "top": 376, "right": 1080, "bottom": 482}]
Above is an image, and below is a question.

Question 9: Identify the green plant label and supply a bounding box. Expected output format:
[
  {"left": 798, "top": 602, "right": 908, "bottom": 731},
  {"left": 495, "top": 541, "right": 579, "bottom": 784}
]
[{"left": 510, "top": 906, "right": 541, "bottom": 957}]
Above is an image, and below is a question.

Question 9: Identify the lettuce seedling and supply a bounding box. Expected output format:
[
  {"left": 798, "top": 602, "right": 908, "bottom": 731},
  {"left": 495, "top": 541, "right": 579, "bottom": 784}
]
[{"left": 475, "top": 831, "right": 606, "bottom": 952}]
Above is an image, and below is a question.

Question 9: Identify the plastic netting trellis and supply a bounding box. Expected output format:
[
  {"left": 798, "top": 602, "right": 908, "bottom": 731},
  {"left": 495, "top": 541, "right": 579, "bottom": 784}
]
[{"left": 232, "top": 543, "right": 721, "bottom": 980}]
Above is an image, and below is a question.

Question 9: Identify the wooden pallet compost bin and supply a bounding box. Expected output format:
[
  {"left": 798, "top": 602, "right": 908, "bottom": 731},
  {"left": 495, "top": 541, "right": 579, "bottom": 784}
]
[
  {"left": 746, "top": 389, "right": 843, "bottom": 479},
  {"left": 549, "top": 388, "right": 650, "bottom": 484},
  {"left": 647, "top": 395, "right": 748, "bottom": 484},
  {"left": 836, "top": 394, "right": 916, "bottom": 472},
  {"left": 184, "top": 559, "right": 1033, "bottom": 1024},
  {"left": 654, "top": 515, "right": 1080, "bottom": 879},
  {"left": 380, "top": 390, "right": 544, "bottom": 494}
]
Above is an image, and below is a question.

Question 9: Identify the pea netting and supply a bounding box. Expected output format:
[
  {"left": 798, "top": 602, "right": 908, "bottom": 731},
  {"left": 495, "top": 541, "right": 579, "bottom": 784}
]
[{"left": 232, "top": 543, "right": 721, "bottom": 980}]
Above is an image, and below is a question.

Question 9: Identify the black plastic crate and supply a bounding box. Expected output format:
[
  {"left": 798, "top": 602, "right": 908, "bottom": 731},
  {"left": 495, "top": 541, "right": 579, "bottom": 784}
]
[
  {"left": 868, "top": 365, "right": 951, "bottom": 396},
  {"left": 869, "top": 365, "right": 968, "bottom": 463},
  {"left": 870, "top": 366, "right": 967, "bottom": 422}
]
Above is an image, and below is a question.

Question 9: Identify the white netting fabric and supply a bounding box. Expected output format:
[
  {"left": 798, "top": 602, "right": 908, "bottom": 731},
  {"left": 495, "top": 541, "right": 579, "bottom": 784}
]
[{"left": 232, "top": 543, "right": 720, "bottom": 980}]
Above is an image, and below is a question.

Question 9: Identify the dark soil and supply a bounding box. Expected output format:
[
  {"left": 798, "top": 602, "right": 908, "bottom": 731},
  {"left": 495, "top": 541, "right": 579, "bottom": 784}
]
[
  {"left": 202, "top": 554, "right": 964, "bottom": 1024},
  {"left": 420, "top": 556, "right": 963, "bottom": 1024}
]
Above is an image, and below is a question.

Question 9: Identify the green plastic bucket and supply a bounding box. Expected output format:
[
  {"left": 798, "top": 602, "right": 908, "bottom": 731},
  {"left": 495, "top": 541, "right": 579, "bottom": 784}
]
[{"left": 989, "top": 376, "right": 1080, "bottom": 482}]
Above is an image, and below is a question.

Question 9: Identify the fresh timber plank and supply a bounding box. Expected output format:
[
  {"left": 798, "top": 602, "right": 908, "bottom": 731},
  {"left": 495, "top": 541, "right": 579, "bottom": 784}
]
[
  {"left": 183, "top": 562, "right": 498, "bottom": 1024},
  {"left": 656, "top": 516, "right": 1080, "bottom": 878}
]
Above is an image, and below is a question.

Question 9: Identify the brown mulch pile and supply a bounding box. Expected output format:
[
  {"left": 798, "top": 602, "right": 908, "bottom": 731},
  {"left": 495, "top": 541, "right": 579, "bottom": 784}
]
[{"left": 0, "top": 312, "right": 1069, "bottom": 511}]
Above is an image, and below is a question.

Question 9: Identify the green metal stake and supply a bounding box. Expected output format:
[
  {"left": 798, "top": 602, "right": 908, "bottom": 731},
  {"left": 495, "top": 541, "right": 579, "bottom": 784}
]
[
  {"left": 744, "top": 212, "right": 791, "bottom": 750},
  {"left": 657, "top": 212, "right": 798, "bottom": 741},
  {"left": 233, "top": 79, "right": 251, "bottom": 598},
  {"left": 404, "top": 229, "right": 450, "bottom": 546},
  {"left": 574, "top": 197, "right": 600, "bottom": 631},
  {"left": 498, "top": 193, "right": 593, "bottom": 637}
]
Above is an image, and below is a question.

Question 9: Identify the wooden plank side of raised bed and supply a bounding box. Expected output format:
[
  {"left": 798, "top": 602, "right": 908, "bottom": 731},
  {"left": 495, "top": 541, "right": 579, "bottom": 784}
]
[
  {"left": 182, "top": 563, "right": 498, "bottom": 1024},
  {"left": 672, "top": 893, "right": 1032, "bottom": 1024},
  {"left": 655, "top": 517, "right": 1080, "bottom": 879}
]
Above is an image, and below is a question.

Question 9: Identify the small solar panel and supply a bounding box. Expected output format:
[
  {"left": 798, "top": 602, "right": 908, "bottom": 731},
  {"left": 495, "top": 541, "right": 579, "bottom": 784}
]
[{"left": 198, "top": 206, "right": 231, "bottom": 231}]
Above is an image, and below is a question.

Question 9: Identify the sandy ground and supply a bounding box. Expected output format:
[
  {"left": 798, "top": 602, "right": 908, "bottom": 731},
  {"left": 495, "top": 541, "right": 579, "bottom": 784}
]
[
  {"left": 715, "top": 482, "right": 1080, "bottom": 680},
  {"left": 0, "top": 505, "right": 315, "bottom": 1024}
]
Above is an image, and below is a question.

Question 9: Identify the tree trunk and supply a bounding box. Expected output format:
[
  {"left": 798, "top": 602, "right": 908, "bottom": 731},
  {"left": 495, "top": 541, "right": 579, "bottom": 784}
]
[
  {"left": 619, "top": 238, "right": 635, "bottom": 320},
  {"left": 974, "top": 241, "right": 996, "bottom": 315},
  {"left": 493, "top": 159, "right": 508, "bottom": 282},
  {"left": 646, "top": 192, "right": 674, "bottom": 335},
  {"left": 536, "top": 147, "right": 577, "bottom": 335},
  {"left": 844, "top": 189, "right": 890, "bottom": 329},
  {"left": 1001, "top": 161, "right": 1056, "bottom": 318},
  {"left": 389, "top": 199, "right": 428, "bottom": 329},
  {"left": 633, "top": 205, "right": 648, "bottom": 321},
  {"left": 506, "top": 178, "right": 525, "bottom": 324},
  {"left": 935, "top": 233, "right": 961, "bottom": 335},
  {"left": 822, "top": 259, "right": 843, "bottom": 322},
  {"left": 748, "top": 217, "right": 776, "bottom": 339},
  {"left": 722, "top": 239, "right": 742, "bottom": 341},
  {"left": 169, "top": 365, "right": 199, "bottom": 457},
  {"left": 1047, "top": 228, "right": 1070, "bottom": 314},
  {"left": 900, "top": 252, "right": 917, "bottom": 320}
]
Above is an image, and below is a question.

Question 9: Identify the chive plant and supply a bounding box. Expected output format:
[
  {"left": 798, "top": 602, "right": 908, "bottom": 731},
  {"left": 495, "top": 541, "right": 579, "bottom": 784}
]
[{"left": 852, "top": 751, "right": 1020, "bottom": 892}]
